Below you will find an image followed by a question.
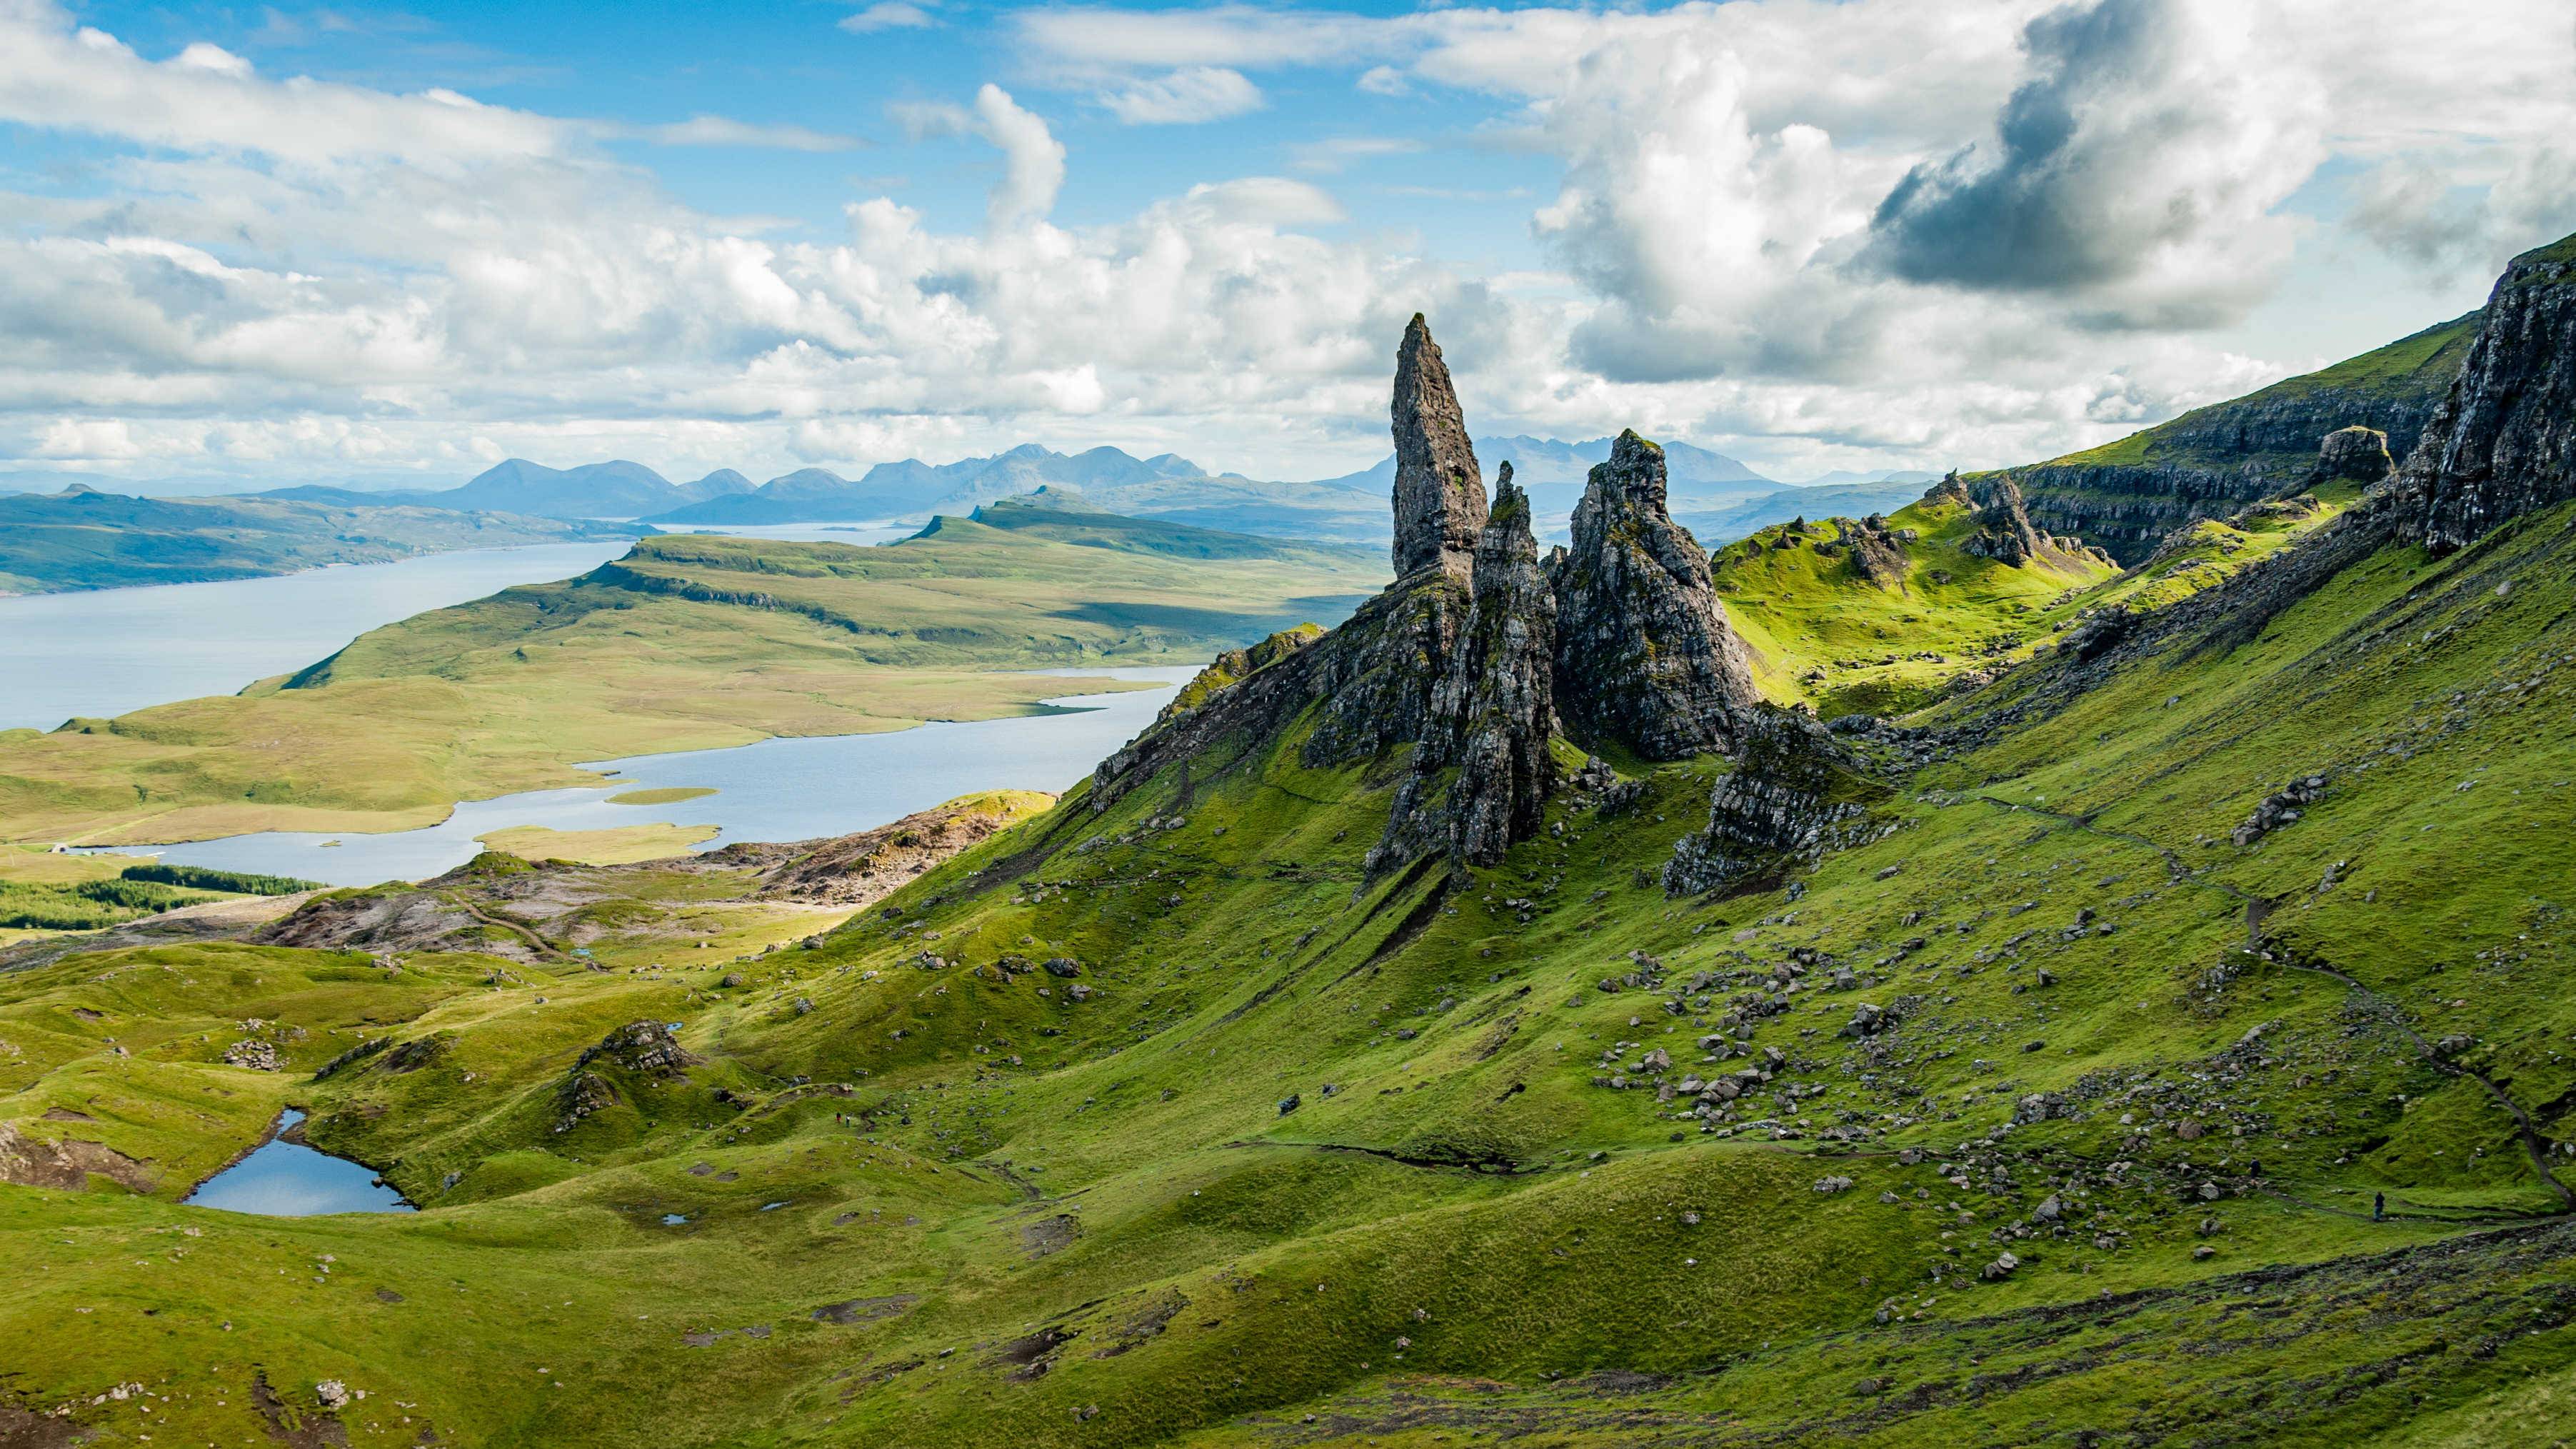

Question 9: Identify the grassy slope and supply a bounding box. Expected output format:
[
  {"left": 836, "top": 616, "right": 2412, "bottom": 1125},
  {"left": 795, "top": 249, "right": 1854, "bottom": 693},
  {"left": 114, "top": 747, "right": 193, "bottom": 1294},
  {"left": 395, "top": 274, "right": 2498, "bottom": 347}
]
[
  {"left": 1, "top": 504, "right": 2570, "bottom": 1444},
  {"left": 0, "top": 488, "right": 639, "bottom": 596},
  {"left": 0, "top": 520, "right": 1383, "bottom": 848},
  {"left": 1713, "top": 496, "right": 2116, "bottom": 714}
]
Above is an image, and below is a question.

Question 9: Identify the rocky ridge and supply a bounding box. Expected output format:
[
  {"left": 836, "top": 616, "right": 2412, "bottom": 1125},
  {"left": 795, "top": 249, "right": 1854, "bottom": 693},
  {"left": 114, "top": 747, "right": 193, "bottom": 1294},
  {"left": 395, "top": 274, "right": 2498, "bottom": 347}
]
[{"left": 2005, "top": 311, "right": 2477, "bottom": 563}]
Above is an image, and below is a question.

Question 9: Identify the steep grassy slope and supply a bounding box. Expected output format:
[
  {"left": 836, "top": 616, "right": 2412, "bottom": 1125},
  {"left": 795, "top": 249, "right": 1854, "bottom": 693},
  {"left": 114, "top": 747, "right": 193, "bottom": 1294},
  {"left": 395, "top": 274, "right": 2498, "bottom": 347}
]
[
  {"left": 1, "top": 486, "right": 2568, "bottom": 1444},
  {"left": 0, "top": 486, "right": 642, "bottom": 596},
  {"left": 0, "top": 518, "right": 1382, "bottom": 848}
]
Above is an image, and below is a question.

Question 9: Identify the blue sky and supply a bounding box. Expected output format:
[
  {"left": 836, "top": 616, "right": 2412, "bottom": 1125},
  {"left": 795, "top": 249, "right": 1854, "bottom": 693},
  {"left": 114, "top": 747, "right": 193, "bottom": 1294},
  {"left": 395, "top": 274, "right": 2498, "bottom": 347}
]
[{"left": 1, "top": 0, "right": 2568, "bottom": 490}]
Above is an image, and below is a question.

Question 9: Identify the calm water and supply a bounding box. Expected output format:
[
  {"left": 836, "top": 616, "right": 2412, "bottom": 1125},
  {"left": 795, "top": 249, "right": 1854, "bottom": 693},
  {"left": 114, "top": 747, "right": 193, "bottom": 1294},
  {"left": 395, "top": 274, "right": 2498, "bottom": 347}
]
[
  {"left": 111, "top": 668, "right": 1195, "bottom": 886},
  {"left": 0, "top": 541, "right": 634, "bottom": 730},
  {"left": 184, "top": 1109, "right": 414, "bottom": 1216}
]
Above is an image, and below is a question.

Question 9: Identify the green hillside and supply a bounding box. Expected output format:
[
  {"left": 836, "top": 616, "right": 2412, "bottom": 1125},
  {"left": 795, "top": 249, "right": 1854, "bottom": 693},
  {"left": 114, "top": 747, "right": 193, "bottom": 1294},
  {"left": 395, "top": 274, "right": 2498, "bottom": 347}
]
[{"left": 2, "top": 483, "right": 2568, "bottom": 1445}]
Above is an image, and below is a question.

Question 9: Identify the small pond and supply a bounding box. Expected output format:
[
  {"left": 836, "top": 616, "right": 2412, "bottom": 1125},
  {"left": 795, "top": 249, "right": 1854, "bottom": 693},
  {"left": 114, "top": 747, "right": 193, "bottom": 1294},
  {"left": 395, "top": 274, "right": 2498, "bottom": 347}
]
[{"left": 183, "top": 1109, "right": 415, "bottom": 1216}]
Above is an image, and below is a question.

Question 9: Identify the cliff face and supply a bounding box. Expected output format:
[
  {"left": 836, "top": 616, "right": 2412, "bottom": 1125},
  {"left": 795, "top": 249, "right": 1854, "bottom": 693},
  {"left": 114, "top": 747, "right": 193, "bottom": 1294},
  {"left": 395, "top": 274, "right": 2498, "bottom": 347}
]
[
  {"left": 2007, "top": 311, "right": 2480, "bottom": 563},
  {"left": 2387, "top": 239, "right": 2576, "bottom": 554},
  {"left": 1551, "top": 431, "right": 1761, "bottom": 760}
]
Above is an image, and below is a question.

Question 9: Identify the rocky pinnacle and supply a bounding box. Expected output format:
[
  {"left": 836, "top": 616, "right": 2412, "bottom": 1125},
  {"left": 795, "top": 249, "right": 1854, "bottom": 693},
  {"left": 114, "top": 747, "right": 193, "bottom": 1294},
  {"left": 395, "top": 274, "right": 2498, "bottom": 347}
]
[
  {"left": 1373, "top": 463, "right": 1558, "bottom": 871},
  {"left": 1553, "top": 431, "right": 1760, "bottom": 760},
  {"left": 1390, "top": 314, "right": 1489, "bottom": 577}
]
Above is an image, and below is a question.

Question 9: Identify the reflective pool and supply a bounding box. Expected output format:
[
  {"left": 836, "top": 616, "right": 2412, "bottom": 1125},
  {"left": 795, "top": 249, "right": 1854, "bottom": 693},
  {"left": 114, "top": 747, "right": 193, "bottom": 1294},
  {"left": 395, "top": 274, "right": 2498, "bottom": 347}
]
[{"left": 183, "top": 1109, "right": 415, "bottom": 1216}]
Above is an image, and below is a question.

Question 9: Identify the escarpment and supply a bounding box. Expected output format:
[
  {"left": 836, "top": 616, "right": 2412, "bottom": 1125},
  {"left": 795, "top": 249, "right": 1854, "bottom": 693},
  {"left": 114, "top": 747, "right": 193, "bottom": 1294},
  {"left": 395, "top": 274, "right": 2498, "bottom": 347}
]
[
  {"left": 2008, "top": 311, "right": 2479, "bottom": 563},
  {"left": 2385, "top": 238, "right": 2576, "bottom": 553}
]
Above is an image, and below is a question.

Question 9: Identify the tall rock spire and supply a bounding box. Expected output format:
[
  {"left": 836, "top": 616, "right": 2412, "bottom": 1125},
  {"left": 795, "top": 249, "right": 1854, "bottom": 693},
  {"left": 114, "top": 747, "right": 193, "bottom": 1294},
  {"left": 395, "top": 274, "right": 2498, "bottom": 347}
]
[
  {"left": 1373, "top": 462, "right": 1558, "bottom": 871},
  {"left": 1390, "top": 314, "right": 1489, "bottom": 577},
  {"left": 1553, "top": 431, "right": 1760, "bottom": 760}
]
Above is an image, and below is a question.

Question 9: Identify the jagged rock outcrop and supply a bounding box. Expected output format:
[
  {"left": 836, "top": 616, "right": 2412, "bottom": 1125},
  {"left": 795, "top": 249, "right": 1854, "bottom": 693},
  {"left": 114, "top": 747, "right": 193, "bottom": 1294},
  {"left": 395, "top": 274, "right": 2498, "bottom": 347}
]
[
  {"left": 1959, "top": 473, "right": 2050, "bottom": 565},
  {"left": 1156, "top": 626, "right": 1324, "bottom": 723},
  {"left": 1663, "top": 707, "right": 1891, "bottom": 896},
  {"left": 2313, "top": 426, "right": 2395, "bottom": 485},
  {"left": 1390, "top": 314, "right": 1488, "bottom": 578},
  {"left": 2385, "top": 236, "right": 2576, "bottom": 553},
  {"left": 1845, "top": 513, "right": 1911, "bottom": 588},
  {"left": 1373, "top": 468, "right": 1559, "bottom": 870},
  {"left": 578, "top": 1020, "right": 698, "bottom": 1078},
  {"left": 1926, "top": 471, "right": 2110, "bottom": 571},
  {"left": 1091, "top": 320, "right": 1490, "bottom": 816},
  {"left": 1552, "top": 431, "right": 1760, "bottom": 760}
]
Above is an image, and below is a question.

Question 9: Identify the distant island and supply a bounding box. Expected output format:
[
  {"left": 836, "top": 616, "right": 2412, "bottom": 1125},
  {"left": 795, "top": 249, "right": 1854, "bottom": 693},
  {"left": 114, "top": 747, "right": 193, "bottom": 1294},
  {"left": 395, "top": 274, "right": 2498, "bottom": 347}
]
[{"left": 0, "top": 486, "right": 646, "bottom": 597}]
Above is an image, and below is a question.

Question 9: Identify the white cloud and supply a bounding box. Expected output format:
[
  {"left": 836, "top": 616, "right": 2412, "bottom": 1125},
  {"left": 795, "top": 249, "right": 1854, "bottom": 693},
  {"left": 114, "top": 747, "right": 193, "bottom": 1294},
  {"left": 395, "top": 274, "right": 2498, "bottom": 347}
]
[
  {"left": 628, "top": 116, "right": 861, "bottom": 151},
  {"left": 841, "top": 2, "right": 935, "bottom": 34},
  {"left": 1289, "top": 136, "right": 1423, "bottom": 174},
  {"left": 3, "top": 0, "right": 2572, "bottom": 491},
  {"left": 1099, "top": 66, "right": 1263, "bottom": 125}
]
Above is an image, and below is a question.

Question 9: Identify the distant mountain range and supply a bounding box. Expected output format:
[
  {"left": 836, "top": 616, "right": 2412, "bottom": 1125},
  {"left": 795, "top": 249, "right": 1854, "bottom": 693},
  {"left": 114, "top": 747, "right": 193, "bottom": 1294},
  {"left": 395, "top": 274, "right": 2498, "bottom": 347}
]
[
  {"left": 263, "top": 459, "right": 752, "bottom": 521},
  {"left": 190, "top": 441, "right": 1938, "bottom": 548},
  {"left": 648, "top": 444, "right": 1221, "bottom": 526}
]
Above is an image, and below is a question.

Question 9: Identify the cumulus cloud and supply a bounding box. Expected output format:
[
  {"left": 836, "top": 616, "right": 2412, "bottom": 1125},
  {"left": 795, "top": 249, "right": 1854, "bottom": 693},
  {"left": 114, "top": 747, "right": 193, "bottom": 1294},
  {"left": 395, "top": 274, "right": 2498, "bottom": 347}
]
[
  {"left": 1863, "top": 0, "right": 2323, "bottom": 326},
  {"left": 1100, "top": 66, "right": 1263, "bottom": 125},
  {"left": 895, "top": 84, "right": 1067, "bottom": 228}
]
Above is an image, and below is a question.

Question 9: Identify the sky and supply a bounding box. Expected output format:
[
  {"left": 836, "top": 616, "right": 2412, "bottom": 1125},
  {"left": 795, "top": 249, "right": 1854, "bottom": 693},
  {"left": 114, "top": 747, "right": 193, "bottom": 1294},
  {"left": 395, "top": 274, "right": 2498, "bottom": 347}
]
[{"left": 1, "top": 0, "right": 2571, "bottom": 492}]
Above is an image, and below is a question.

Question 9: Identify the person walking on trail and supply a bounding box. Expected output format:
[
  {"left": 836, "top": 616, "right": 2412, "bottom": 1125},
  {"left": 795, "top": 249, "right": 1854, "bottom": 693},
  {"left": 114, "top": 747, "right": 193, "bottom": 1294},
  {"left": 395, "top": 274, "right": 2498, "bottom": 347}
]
[{"left": 2373, "top": 1191, "right": 2386, "bottom": 1222}]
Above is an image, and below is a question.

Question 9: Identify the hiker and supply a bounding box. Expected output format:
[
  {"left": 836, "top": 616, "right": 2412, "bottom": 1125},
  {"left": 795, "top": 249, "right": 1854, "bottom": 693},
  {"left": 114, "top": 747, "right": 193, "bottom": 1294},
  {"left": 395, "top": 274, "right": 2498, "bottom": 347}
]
[{"left": 2373, "top": 1191, "right": 2385, "bottom": 1222}]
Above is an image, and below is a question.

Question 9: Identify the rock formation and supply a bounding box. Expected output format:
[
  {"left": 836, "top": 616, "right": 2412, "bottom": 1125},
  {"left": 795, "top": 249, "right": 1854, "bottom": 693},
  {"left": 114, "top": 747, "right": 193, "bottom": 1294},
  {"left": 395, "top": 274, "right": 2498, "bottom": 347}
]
[
  {"left": 1662, "top": 706, "right": 1890, "bottom": 895},
  {"left": 1389, "top": 314, "right": 1490, "bottom": 577},
  {"left": 1373, "top": 466, "right": 1559, "bottom": 870},
  {"left": 1959, "top": 473, "right": 2050, "bottom": 566},
  {"left": 1845, "top": 514, "right": 1911, "bottom": 588},
  {"left": 2313, "top": 426, "right": 2395, "bottom": 485},
  {"left": 1551, "top": 431, "right": 1760, "bottom": 760},
  {"left": 2386, "top": 236, "right": 2576, "bottom": 553},
  {"left": 1096, "top": 324, "right": 1785, "bottom": 877}
]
